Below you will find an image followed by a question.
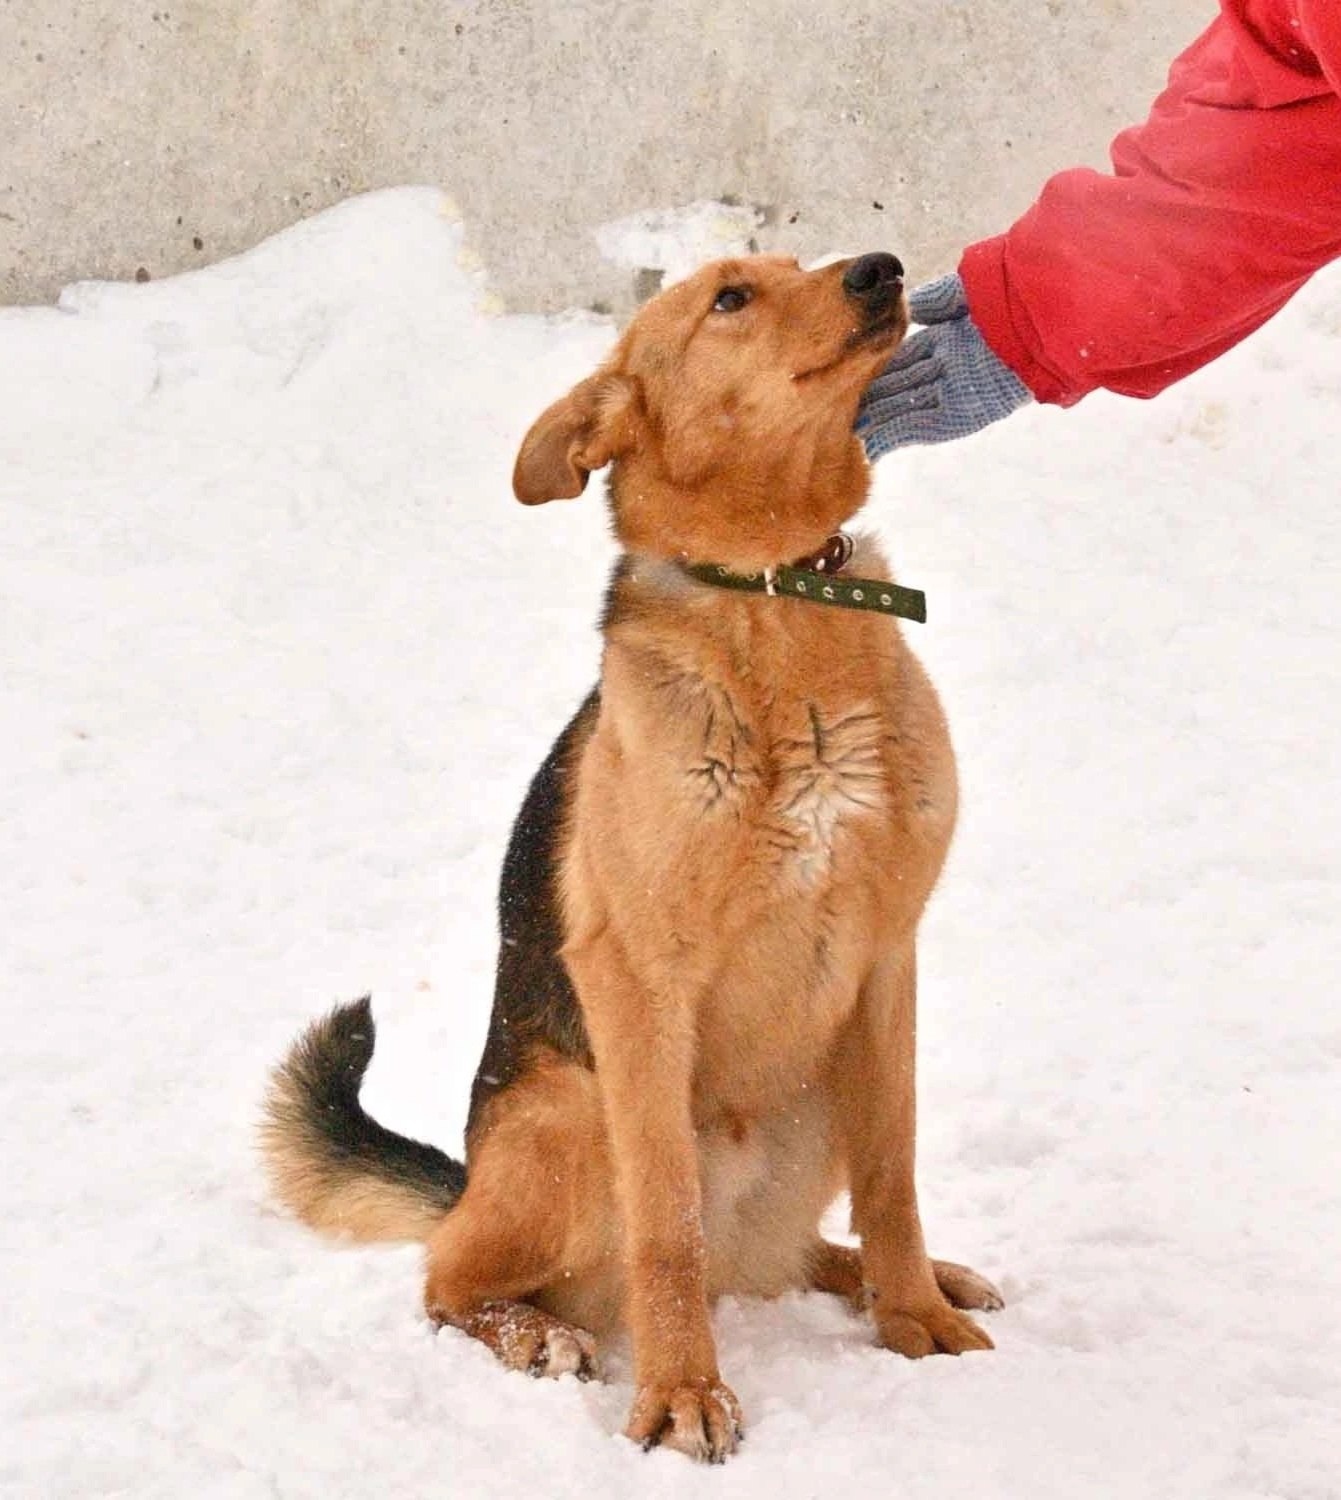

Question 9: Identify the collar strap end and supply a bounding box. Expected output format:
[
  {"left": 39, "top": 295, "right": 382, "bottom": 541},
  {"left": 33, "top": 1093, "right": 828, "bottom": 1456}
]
[{"left": 684, "top": 559, "right": 926, "bottom": 623}]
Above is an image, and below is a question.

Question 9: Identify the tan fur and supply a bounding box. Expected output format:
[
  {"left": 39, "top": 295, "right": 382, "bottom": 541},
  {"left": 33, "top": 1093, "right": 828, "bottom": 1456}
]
[
  {"left": 261, "top": 1056, "right": 448, "bottom": 1242},
  {"left": 267, "top": 1167, "right": 446, "bottom": 1243},
  {"left": 505, "top": 256, "right": 995, "bottom": 1454},
  {"left": 266, "top": 255, "right": 1002, "bottom": 1463}
]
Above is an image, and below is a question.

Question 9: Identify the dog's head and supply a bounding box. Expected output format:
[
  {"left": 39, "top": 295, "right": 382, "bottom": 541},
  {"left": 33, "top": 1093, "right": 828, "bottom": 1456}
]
[{"left": 513, "top": 254, "right": 907, "bottom": 571}]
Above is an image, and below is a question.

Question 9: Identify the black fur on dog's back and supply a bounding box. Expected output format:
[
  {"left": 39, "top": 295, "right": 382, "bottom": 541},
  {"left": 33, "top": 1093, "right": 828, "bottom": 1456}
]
[
  {"left": 466, "top": 689, "right": 600, "bottom": 1133},
  {"left": 263, "top": 691, "right": 599, "bottom": 1238},
  {"left": 261, "top": 996, "right": 465, "bottom": 1242}
]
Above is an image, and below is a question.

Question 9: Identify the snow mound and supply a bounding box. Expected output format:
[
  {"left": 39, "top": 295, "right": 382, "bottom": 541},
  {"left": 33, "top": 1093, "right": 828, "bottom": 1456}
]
[
  {"left": 1, "top": 186, "right": 1338, "bottom": 1499},
  {"left": 595, "top": 198, "right": 766, "bottom": 289}
]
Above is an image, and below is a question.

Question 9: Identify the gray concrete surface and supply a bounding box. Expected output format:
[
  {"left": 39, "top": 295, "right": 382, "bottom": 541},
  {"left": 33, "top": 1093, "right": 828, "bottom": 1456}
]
[{"left": 1, "top": 1, "right": 1212, "bottom": 311}]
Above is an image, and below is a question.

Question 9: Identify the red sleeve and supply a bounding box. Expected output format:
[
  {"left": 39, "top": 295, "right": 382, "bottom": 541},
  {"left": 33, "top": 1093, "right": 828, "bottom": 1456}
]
[{"left": 959, "top": 0, "right": 1341, "bottom": 406}]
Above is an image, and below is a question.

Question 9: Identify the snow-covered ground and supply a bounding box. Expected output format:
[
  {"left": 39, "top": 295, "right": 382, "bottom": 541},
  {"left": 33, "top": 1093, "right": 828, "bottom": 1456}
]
[{"left": 2, "top": 188, "right": 1338, "bottom": 1500}]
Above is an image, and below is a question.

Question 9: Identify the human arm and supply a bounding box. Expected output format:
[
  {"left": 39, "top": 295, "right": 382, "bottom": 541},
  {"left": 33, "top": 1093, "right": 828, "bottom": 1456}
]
[
  {"left": 860, "top": 0, "right": 1341, "bottom": 459},
  {"left": 961, "top": 0, "right": 1341, "bottom": 407}
]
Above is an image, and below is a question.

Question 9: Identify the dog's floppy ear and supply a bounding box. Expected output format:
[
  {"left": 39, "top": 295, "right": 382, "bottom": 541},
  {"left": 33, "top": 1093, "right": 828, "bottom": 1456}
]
[{"left": 513, "top": 373, "right": 639, "bottom": 505}]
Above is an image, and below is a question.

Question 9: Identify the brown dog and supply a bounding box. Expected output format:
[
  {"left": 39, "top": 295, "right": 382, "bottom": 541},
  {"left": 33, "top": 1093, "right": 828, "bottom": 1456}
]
[{"left": 262, "top": 252, "right": 1000, "bottom": 1463}]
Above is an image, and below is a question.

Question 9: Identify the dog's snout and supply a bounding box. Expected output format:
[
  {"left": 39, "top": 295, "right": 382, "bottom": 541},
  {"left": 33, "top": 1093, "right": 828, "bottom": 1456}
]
[{"left": 842, "top": 253, "right": 905, "bottom": 301}]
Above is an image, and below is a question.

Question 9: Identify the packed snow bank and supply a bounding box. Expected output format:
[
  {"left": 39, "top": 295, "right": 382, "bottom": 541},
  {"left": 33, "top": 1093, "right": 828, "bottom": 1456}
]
[
  {"left": 595, "top": 198, "right": 765, "bottom": 288},
  {"left": 2, "top": 187, "right": 1338, "bottom": 1500}
]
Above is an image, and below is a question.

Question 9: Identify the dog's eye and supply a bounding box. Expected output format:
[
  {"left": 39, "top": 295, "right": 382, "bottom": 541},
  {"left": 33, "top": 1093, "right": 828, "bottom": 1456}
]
[{"left": 712, "top": 286, "right": 752, "bottom": 314}]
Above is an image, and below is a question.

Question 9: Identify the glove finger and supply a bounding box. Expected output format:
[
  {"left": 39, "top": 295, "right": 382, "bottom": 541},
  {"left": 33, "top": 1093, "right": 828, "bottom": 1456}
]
[
  {"left": 861, "top": 420, "right": 937, "bottom": 459},
  {"left": 869, "top": 329, "right": 937, "bottom": 378},
  {"left": 861, "top": 353, "right": 943, "bottom": 404},
  {"left": 906, "top": 273, "right": 967, "bottom": 326},
  {"left": 860, "top": 404, "right": 957, "bottom": 458},
  {"left": 856, "top": 385, "right": 942, "bottom": 430}
]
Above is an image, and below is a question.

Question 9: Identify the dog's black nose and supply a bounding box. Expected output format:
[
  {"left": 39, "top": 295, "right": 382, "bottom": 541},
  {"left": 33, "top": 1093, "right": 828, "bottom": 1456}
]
[{"left": 842, "top": 253, "right": 905, "bottom": 299}]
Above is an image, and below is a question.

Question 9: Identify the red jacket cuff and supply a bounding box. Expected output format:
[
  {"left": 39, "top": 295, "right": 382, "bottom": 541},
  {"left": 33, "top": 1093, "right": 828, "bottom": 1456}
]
[{"left": 958, "top": 238, "right": 1081, "bottom": 408}]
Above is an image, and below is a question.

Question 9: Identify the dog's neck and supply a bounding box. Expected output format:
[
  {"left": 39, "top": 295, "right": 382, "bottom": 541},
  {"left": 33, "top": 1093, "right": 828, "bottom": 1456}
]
[{"left": 605, "top": 434, "right": 871, "bottom": 575}]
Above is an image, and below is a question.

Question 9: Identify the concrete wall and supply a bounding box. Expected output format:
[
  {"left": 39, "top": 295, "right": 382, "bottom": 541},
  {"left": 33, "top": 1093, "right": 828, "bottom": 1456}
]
[{"left": 2, "top": 1, "right": 1212, "bottom": 312}]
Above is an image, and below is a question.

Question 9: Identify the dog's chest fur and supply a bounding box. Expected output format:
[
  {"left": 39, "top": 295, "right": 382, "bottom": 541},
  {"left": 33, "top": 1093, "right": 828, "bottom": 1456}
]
[
  {"left": 590, "top": 577, "right": 945, "bottom": 970},
  {"left": 567, "top": 557, "right": 955, "bottom": 1118},
  {"left": 688, "top": 682, "right": 886, "bottom": 884}
]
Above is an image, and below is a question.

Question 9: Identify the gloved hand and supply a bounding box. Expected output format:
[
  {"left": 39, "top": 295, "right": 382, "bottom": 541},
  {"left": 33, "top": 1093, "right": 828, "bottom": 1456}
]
[{"left": 856, "top": 273, "right": 1033, "bottom": 459}]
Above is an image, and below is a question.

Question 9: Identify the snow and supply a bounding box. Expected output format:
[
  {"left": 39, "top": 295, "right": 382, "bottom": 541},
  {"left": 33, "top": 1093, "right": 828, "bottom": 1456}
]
[
  {"left": 595, "top": 198, "right": 765, "bottom": 287},
  {"left": 2, "top": 186, "right": 1338, "bottom": 1499}
]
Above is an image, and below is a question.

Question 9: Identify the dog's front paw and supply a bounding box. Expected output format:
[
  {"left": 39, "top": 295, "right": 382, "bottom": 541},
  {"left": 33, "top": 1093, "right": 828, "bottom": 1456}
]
[
  {"left": 626, "top": 1378, "right": 744, "bottom": 1463},
  {"left": 875, "top": 1294, "right": 994, "bottom": 1357}
]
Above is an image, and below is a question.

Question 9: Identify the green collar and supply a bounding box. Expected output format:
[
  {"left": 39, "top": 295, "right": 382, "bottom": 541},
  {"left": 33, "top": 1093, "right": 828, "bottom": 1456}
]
[{"left": 681, "top": 534, "right": 926, "bottom": 624}]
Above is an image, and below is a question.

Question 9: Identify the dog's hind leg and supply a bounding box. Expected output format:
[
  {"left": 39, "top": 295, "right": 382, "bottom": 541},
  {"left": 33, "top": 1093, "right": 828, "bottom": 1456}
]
[
  {"left": 423, "top": 1186, "right": 597, "bottom": 1380},
  {"left": 424, "top": 1054, "right": 613, "bottom": 1380},
  {"left": 805, "top": 1239, "right": 866, "bottom": 1306},
  {"left": 438, "top": 1298, "right": 597, "bottom": 1381},
  {"left": 931, "top": 1259, "right": 1005, "bottom": 1312},
  {"left": 807, "top": 1239, "right": 1003, "bottom": 1315},
  {"left": 806, "top": 1240, "right": 1003, "bottom": 1313}
]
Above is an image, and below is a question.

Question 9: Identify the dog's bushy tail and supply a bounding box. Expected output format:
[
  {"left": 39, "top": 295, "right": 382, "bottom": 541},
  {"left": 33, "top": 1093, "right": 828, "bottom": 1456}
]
[{"left": 260, "top": 996, "right": 465, "bottom": 1242}]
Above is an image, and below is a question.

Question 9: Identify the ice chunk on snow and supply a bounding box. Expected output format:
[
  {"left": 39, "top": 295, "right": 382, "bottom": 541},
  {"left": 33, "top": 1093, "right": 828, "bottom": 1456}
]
[{"left": 594, "top": 199, "right": 765, "bottom": 289}]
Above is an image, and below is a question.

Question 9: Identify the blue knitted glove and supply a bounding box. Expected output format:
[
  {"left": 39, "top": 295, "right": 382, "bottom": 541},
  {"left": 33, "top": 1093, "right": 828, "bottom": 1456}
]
[{"left": 856, "top": 273, "right": 1032, "bottom": 459}]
